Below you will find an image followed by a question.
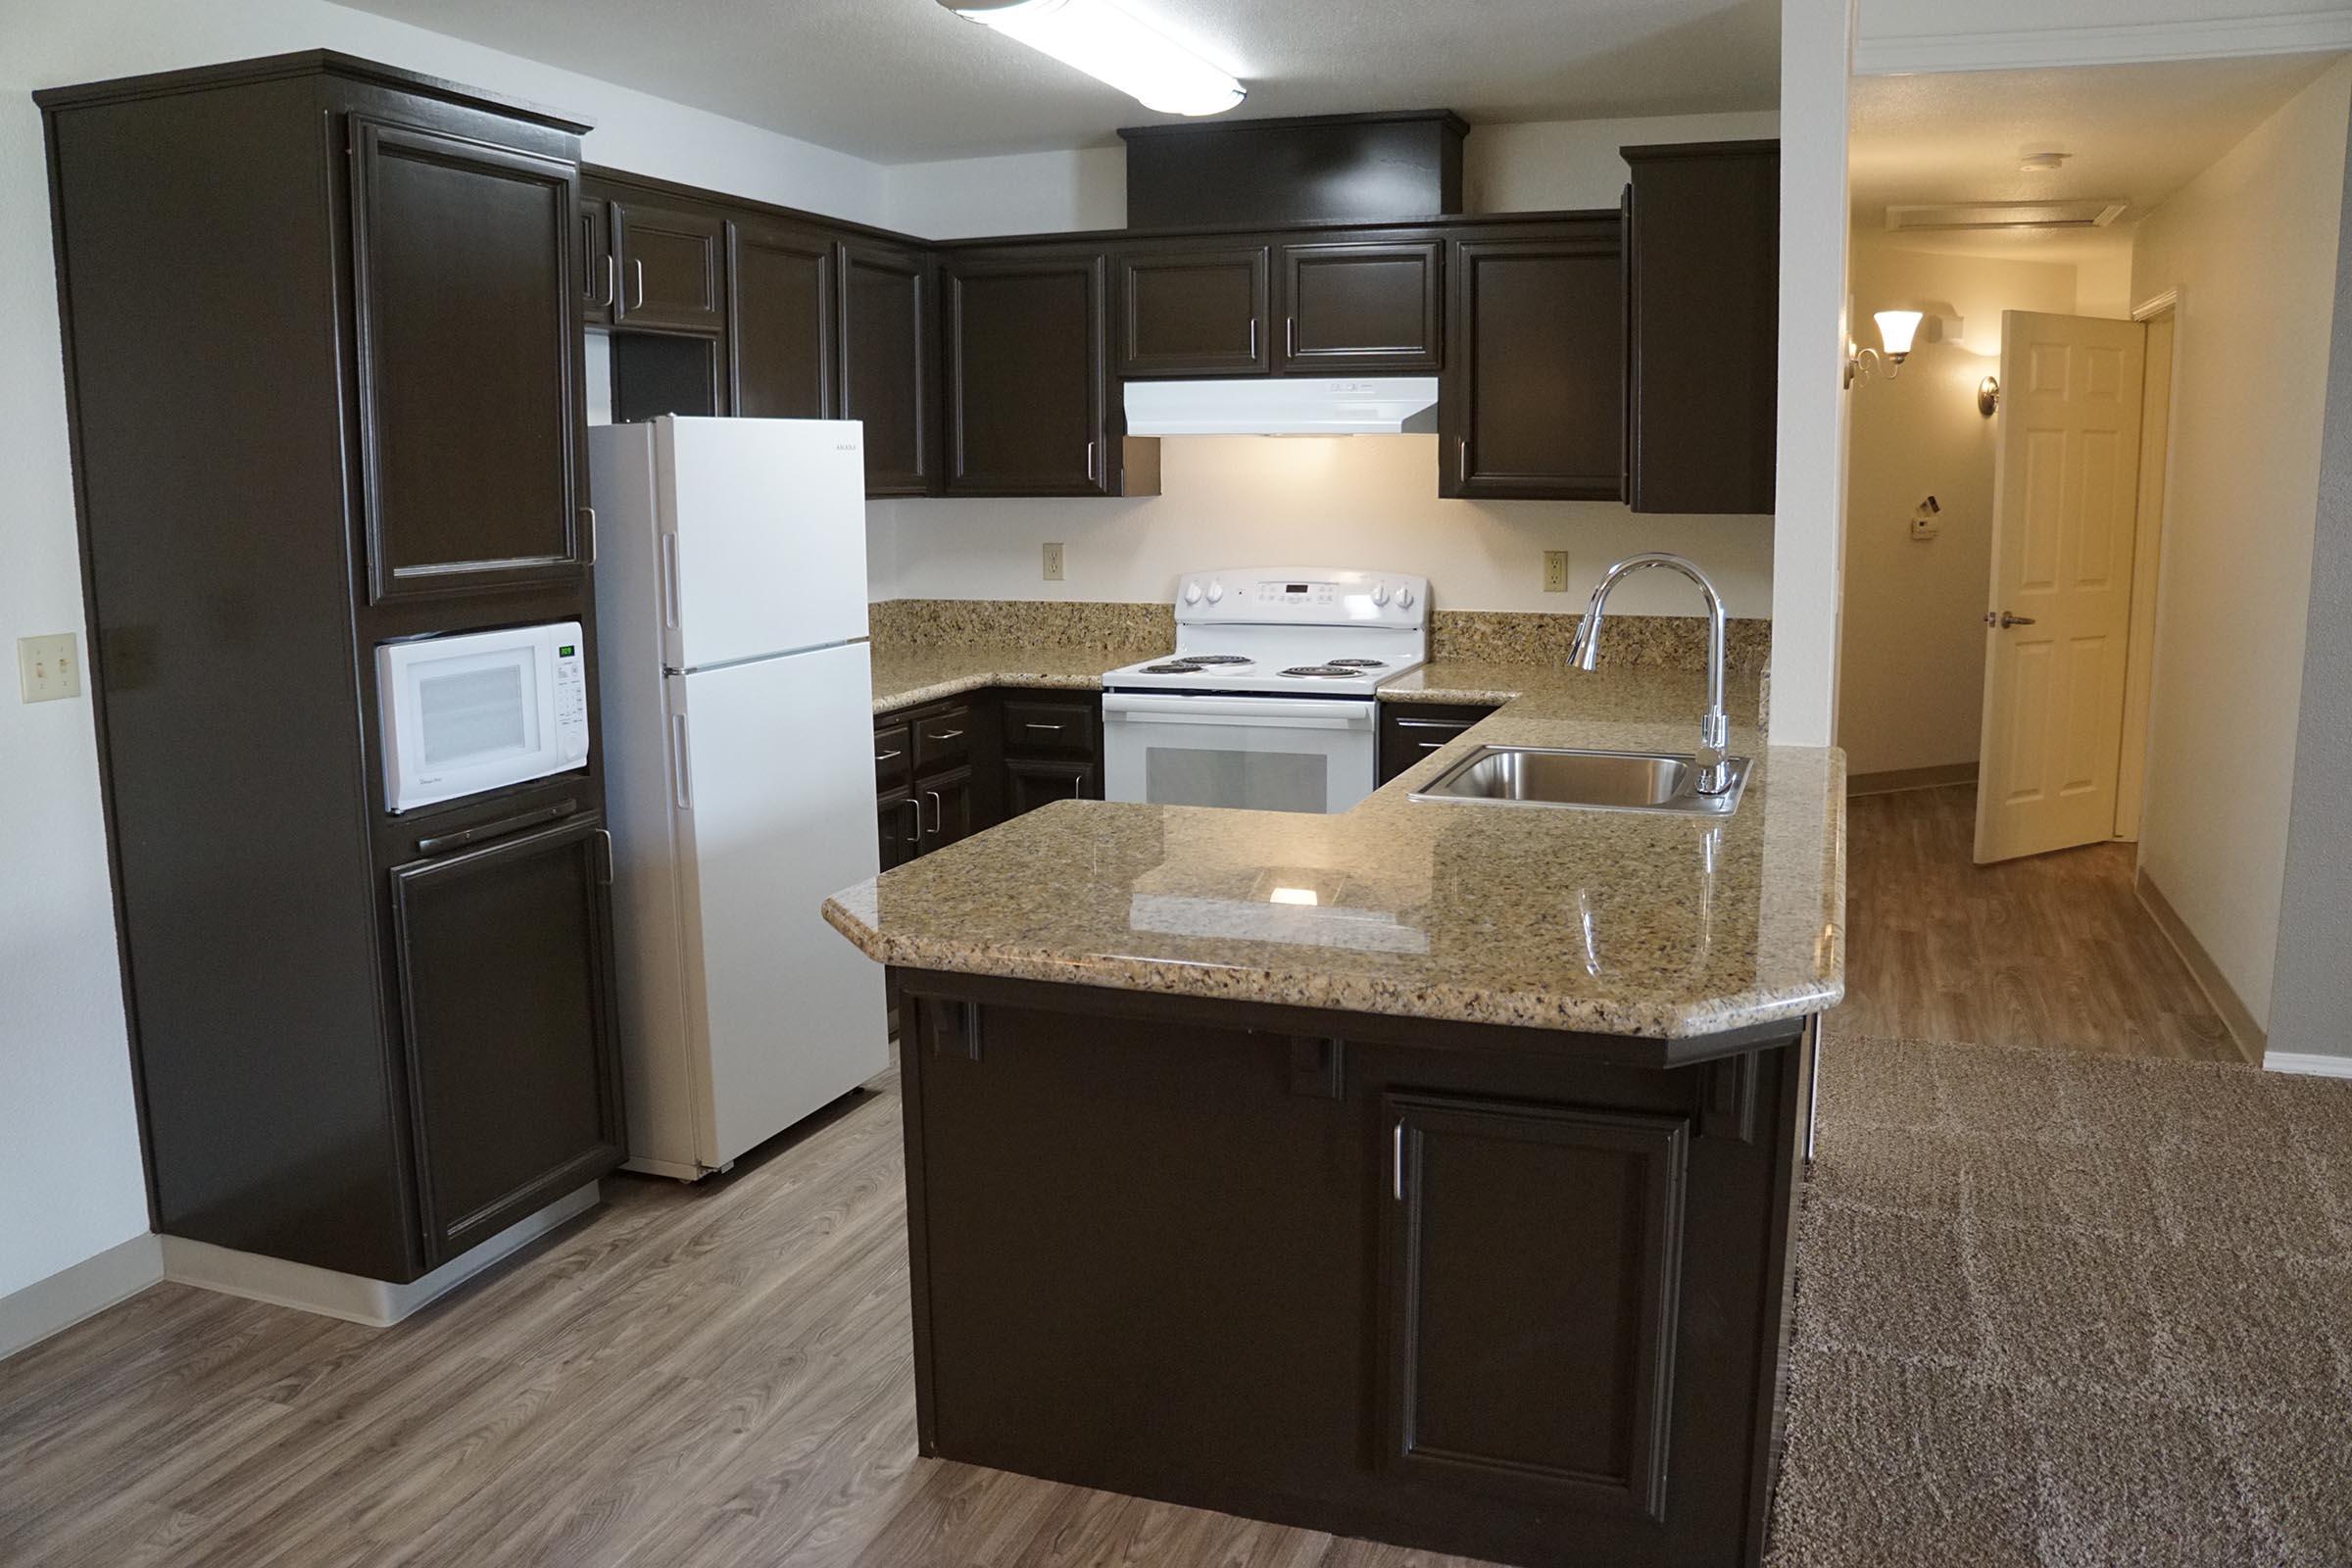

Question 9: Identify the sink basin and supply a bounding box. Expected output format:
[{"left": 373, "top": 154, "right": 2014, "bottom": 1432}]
[{"left": 1408, "top": 745, "right": 1752, "bottom": 816}]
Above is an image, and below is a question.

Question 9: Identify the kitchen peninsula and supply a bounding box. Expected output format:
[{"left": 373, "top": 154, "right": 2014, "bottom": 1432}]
[{"left": 824, "top": 669, "right": 1844, "bottom": 1568}]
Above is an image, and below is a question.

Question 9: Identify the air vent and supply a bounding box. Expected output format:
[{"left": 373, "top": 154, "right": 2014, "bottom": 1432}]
[{"left": 1885, "top": 199, "right": 2128, "bottom": 233}]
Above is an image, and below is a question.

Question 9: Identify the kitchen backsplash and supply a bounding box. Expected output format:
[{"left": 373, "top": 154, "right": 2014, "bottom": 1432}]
[
  {"left": 868, "top": 598, "right": 1174, "bottom": 652},
  {"left": 1429, "top": 609, "right": 1770, "bottom": 671}
]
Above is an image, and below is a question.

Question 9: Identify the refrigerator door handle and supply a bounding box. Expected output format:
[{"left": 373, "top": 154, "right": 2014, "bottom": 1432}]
[
  {"left": 661, "top": 532, "right": 683, "bottom": 630},
  {"left": 670, "top": 711, "right": 693, "bottom": 809}
]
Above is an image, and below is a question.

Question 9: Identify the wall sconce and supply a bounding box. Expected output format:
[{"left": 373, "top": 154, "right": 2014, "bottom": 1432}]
[
  {"left": 1978, "top": 376, "right": 2001, "bottom": 416},
  {"left": 1844, "top": 310, "right": 1923, "bottom": 388}
]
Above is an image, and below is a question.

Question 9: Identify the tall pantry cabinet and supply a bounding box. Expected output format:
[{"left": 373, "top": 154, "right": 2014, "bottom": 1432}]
[{"left": 40, "top": 51, "right": 625, "bottom": 1298}]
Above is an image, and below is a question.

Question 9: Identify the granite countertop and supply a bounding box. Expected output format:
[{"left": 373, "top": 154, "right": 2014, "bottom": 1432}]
[
  {"left": 867, "top": 644, "right": 1165, "bottom": 713},
  {"left": 832, "top": 652, "right": 1842, "bottom": 1041}
]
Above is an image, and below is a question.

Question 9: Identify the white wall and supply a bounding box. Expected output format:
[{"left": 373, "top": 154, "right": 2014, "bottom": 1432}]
[
  {"left": 872, "top": 437, "right": 1775, "bottom": 616},
  {"left": 1838, "top": 237, "right": 2087, "bottom": 776},
  {"left": 1463, "top": 113, "right": 1783, "bottom": 213},
  {"left": 885, "top": 145, "right": 1126, "bottom": 238},
  {"left": 1856, "top": 0, "right": 2352, "bottom": 74},
  {"left": 2131, "top": 57, "right": 2352, "bottom": 1033},
  {"left": 1, "top": 0, "right": 889, "bottom": 1306}
]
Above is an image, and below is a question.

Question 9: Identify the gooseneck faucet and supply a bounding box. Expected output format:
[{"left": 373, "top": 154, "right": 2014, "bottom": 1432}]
[{"left": 1566, "top": 552, "right": 1733, "bottom": 795}]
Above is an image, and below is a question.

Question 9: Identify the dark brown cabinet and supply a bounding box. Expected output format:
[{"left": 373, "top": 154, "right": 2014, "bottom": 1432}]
[
  {"left": 1277, "top": 239, "right": 1443, "bottom": 372},
  {"left": 1441, "top": 225, "right": 1623, "bottom": 501},
  {"left": 915, "top": 764, "right": 977, "bottom": 854},
  {"left": 729, "top": 218, "right": 836, "bottom": 418},
  {"left": 350, "top": 117, "right": 588, "bottom": 604},
  {"left": 1624, "top": 141, "right": 1780, "bottom": 514},
  {"left": 943, "top": 250, "right": 1113, "bottom": 496},
  {"left": 1377, "top": 701, "right": 1498, "bottom": 784},
  {"left": 389, "top": 816, "right": 624, "bottom": 1266},
  {"left": 1004, "top": 758, "right": 1097, "bottom": 817},
  {"left": 840, "top": 239, "right": 936, "bottom": 496},
  {"left": 612, "top": 197, "right": 726, "bottom": 332},
  {"left": 1116, "top": 245, "right": 1272, "bottom": 376},
  {"left": 877, "top": 786, "right": 920, "bottom": 873},
  {"left": 877, "top": 689, "right": 1101, "bottom": 859},
  {"left": 579, "top": 197, "right": 615, "bottom": 325}
]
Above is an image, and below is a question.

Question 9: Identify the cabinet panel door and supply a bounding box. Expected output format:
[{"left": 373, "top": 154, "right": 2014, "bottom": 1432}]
[
  {"left": 1117, "top": 246, "right": 1270, "bottom": 376},
  {"left": 580, "top": 198, "right": 615, "bottom": 326},
  {"left": 1443, "top": 233, "right": 1623, "bottom": 501},
  {"left": 390, "top": 816, "right": 624, "bottom": 1266},
  {"left": 944, "top": 253, "right": 1110, "bottom": 496},
  {"left": 1004, "top": 757, "right": 1097, "bottom": 819},
  {"left": 612, "top": 199, "right": 726, "bottom": 331},
  {"left": 877, "top": 785, "right": 920, "bottom": 871},
  {"left": 1278, "top": 241, "right": 1442, "bottom": 372},
  {"left": 916, "top": 764, "right": 977, "bottom": 854},
  {"left": 730, "top": 220, "right": 835, "bottom": 419},
  {"left": 839, "top": 241, "right": 935, "bottom": 496},
  {"left": 1380, "top": 1093, "right": 1686, "bottom": 1520},
  {"left": 1376, "top": 702, "right": 1497, "bottom": 785},
  {"left": 350, "top": 119, "right": 585, "bottom": 605}
]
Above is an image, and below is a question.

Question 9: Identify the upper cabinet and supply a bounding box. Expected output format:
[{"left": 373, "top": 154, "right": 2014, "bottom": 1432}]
[
  {"left": 1115, "top": 244, "right": 1272, "bottom": 377},
  {"left": 1624, "top": 140, "right": 1780, "bottom": 514},
  {"left": 349, "top": 117, "right": 587, "bottom": 605},
  {"left": 1276, "top": 239, "right": 1444, "bottom": 373},
  {"left": 941, "top": 249, "right": 1113, "bottom": 496},
  {"left": 839, "top": 239, "right": 937, "bottom": 496},
  {"left": 1441, "top": 222, "right": 1623, "bottom": 502},
  {"left": 611, "top": 197, "right": 726, "bottom": 333},
  {"left": 729, "top": 218, "right": 836, "bottom": 419},
  {"left": 579, "top": 197, "right": 615, "bottom": 326}
]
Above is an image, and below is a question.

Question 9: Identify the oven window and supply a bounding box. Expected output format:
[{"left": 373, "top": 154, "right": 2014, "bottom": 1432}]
[
  {"left": 417, "top": 663, "right": 530, "bottom": 766},
  {"left": 1146, "top": 746, "right": 1329, "bottom": 813}
]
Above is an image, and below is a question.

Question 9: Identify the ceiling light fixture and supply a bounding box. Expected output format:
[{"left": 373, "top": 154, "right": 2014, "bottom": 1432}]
[{"left": 940, "top": 0, "right": 1246, "bottom": 117}]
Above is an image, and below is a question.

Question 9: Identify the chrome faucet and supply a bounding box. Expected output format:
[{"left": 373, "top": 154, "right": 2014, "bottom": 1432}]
[{"left": 1566, "top": 552, "right": 1734, "bottom": 795}]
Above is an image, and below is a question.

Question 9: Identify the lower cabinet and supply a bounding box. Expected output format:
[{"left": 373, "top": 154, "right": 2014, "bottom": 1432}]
[
  {"left": 1377, "top": 701, "right": 1499, "bottom": 784},
  {"left": 1004, "top": 757, "right": 1097, "bottom": 818},
  {"left": 876, "top": 688, "right": 1103, "bottom": 863},
  {"left": 387, "top": 813, "right": 625, "bottom": 1267},
  {"left": 914, "top": 763, "right": 978, "bottom": 854}
]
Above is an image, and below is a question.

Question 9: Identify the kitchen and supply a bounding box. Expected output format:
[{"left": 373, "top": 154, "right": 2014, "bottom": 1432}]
[{"left": 7, "top": 2, "right": 2347, "bottom": 1566}]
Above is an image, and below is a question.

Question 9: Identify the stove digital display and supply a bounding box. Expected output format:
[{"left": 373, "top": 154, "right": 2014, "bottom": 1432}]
[{"left": 1284, "top": 583, "right": 1308, "bottom": 594}]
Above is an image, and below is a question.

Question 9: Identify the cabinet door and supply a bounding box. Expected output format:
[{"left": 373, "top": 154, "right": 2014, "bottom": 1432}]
[
  {"left": 1380, "top": 1093, "right": 1687, "bottom": 1521},
  {"left": 1004, "top": 757, "right": 1096, "bottom": 819},
  {"left": 915, "top": 764, "right": 977, "bottom": 855},
  {"left": 612, "top": 198, "right": 726, "bottom": 332},
  {"left": 349, "top": 119, "right": 586, "bottom": 605},
  {"left": 943, "top": 252, "right": 1111, "bottom": 496},
  {"left": 1277, "top": 240, "right": 1442, "bottom": 372},
  {"left": 1377, "top": 702, "right": 1497, "bottom": 784},
  {"left": 1117, "top": 246, "right": 1271, "bottom": 376},
  {"left": 730, "top": 219, "right": 836, "bottom": 419},
  {"left": 877, "top": 785, "right": 921, "bottom": 871},
  {"left": 839, "top": 240, "right": 936, "bottom": 496},
  {"left": 389, "top": 816, "right": 624, "bottom": 1266},
  {"left": 580, "top": 198, "right": 615, "bottom": 326},
  {"left": 1442, "top": 232, "right": 1623, "bottom": 501},
  {"left": 1626, "top": 143, "right": 1780, "bottom": 514}
]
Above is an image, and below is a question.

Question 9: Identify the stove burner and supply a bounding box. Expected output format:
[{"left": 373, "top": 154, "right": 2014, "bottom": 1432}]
[
  {"left": 1326, "top": 659, "right": 1387, "bottom": 668},
  {"left": 1173, "top": 654, "right": 1251, "bottom": 665},
  {"left": 1141, "top": 662, "right": 1207, "bottom": 674},
  {"left": 1279, "top": 664, "right": 1362, "bottom": 679}
]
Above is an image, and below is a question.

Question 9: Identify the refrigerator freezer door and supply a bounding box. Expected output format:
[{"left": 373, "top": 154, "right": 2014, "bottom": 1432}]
[
  {"left": 659, "top": 416, "right": 868, "bottom": 671},
  {"left": 666, "top": 642, "right": 887, "bottom": 1168}
]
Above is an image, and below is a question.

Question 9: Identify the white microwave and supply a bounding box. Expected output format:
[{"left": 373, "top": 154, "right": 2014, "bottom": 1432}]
[{"left": 376, "top": 621, "right": 590, "bottom": 813}]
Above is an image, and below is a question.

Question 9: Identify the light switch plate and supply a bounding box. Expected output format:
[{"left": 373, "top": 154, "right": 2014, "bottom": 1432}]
[
  {"left": 18, "top": 633, "right": 82, "bottom": 703},
  {"left": 1543, "top": 551, "right": 1571, "bottom": 593},
  {"left": 1042, "top": 542, "right": 1065, "bottom": 582}
]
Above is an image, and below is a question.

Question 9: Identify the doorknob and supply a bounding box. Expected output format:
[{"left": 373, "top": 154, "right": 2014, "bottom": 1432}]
[{"left": 1985, "top": 611, "right": 2038, "bottom": 628}]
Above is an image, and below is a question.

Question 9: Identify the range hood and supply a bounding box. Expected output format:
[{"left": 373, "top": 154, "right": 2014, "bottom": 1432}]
[{"left": 1123, "top": 376, "right": 1440, "bottom": 437}]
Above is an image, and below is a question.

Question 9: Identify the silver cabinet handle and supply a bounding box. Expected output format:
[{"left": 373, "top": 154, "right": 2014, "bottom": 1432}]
[
  {"left": 1024, "top": 721, "right": 1063, "bottom": 732},
  {"left": 1457, "top": 435, "right": 1469, "bottom": 486},
  {"left": 924, "top": 789, "right": 944, "bottom": 835},
  {"left": 1392, "top": 1121, "right": 1405, "bottom": 1200},
  {"left": 631, "top": 256, "right": 646, "bottom": 310},
  {"left": 1085, "top": 440, "right": 1099, "bottom": 483},
  {"left": 875, "top": 748, "right": 904, "bottom": 763},
  {"left": 1986, "top": 611, "right": 2038, "bottom": 628},
  {"left": 604, "top": 253, "right": 618, "bottom": 310},
  {"left": 1248, "top": 318, "right": 1258, "bottom": 361},
  {"left": 932, "top": 728, "right": 965, "bottom": 742},
  {"left": 1286, "top": 316, "right": 1298, "bottom": 358},
  {"left": 901, "top": 796, "right": 921, "bottom": 846},
  {"left": 579, "top": 506, "right": 596, "bottom": 566}
]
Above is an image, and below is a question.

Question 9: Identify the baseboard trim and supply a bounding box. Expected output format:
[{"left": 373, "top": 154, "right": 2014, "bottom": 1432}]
[
  {"left": 0, "top": 1233, "right": 165, "bottom": 1362},
  {"left": 159, "top": 1182, "right": 601, "bottom": 1329},
  {"left": 1855, "top": 10, "right": 2352, "bottom": 74},
  {"left": 2264, "top": 1052, "right": 2352, "bottom": 1080},
  {"left": 1847, "top": 762, "right": 1976, "bottom": 798},
  {"left": 2133, "top": 868, "right": 2269, "bottom": 1066}
]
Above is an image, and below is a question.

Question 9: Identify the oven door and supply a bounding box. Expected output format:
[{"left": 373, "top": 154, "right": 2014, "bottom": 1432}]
[{"left": 1102, "top": 693, "right": 1377, "bottom": 814}]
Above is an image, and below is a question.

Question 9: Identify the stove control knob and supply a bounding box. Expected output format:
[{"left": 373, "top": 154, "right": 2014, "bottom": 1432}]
[
  {"left": 1183, "top": 580, "right": 1202, "bottom": 605},
  {"left": 1206, "top": 579, "right": 1224, "bottom": 604},
  {"left": 1396, "top": 586, "right": 1416, "bottom": 609},
  {"left": 1371, "top": 581, "right": 1391, "bottom": 606}
]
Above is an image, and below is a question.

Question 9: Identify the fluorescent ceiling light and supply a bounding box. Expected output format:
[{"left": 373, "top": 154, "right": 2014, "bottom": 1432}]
[{"left": 944, "top": 0, "right": 1246, "bottom": 117}]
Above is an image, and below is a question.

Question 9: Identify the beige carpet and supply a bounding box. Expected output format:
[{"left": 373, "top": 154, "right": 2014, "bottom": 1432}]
[{"left": 1767, "top": 1034, "right": 2352, "bottom": 1567}]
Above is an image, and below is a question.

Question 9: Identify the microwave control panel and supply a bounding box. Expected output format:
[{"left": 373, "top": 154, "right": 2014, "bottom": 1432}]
[{"left": 555, "top": 639, "right": 589, "bottom": 761}]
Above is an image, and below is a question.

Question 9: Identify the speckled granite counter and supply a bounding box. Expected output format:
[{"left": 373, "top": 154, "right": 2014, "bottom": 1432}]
[
  {"left": 867, "top": 644, "right": 1162, "bottom": 713},
  {"left": 830, "top": 660, "right": 1841, "bottom": 1040}
]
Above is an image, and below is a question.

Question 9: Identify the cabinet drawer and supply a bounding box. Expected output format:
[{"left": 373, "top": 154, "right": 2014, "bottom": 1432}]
[
  {"left": 874, "top": 720, "right": 912, "bottom": 789},
  {"left": 1378, "top": 702, "right": 1498, "bottom": 785},
  {"left": 1003, "top": 699, "right": 1096, "bottom": 757},
  {"left": 913, "top": 707, "right": 975, "bottom": 770}
]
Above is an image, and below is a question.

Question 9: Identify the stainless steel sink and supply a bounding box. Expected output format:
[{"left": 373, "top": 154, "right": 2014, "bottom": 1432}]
[{"left": 1408, "top": 745, "right": 1752, "bottom": 816}]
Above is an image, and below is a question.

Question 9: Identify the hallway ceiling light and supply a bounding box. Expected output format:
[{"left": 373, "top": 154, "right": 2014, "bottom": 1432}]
[
  {"left": 940, "top": 0, "right": 1247, "bottom": 117},
  {"left": 2019, "top": 149, "right": 2071, "bottom": 173}
]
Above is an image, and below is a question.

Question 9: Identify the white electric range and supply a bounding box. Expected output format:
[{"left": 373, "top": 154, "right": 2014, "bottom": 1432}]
[{"left": 1102, "top": 567, "right": 1429, "bottom": 814}]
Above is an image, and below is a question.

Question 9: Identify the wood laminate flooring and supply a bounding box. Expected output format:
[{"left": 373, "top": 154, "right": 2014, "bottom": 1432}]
[{"left": 1835, "top": 784, "right": 2243, "bottom": 1063}]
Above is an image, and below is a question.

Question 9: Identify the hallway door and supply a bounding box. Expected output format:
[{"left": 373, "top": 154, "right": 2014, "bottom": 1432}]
[{"left": 1975, "top": 310, "right": 2147, "bottom": 864}]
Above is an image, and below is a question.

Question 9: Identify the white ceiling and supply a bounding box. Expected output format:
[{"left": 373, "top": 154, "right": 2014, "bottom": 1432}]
[
  {"left": 1849, "top": 53, "right": 2342, "bottom": 259},
  {"left": 337, "top": 0, "right": 1781, "bottom": 164}
]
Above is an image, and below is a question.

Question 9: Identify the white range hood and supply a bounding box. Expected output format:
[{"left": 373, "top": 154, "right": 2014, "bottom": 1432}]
[{"left": 1123, "top": 376, "right": 1440, "bottom": 437}]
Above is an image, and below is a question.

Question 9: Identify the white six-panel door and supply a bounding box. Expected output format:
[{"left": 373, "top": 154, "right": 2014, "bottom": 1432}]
[{"left": 1975, "top": 311, "right": 2147, "bottom": 864}]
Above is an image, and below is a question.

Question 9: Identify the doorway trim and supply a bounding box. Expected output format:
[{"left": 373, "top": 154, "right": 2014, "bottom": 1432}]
[{"left": 2114, "top": 288, "right": 2182, "bottom": 840}]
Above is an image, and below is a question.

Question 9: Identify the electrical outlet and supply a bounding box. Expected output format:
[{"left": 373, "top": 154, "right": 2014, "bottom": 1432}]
[
  {"left": 18, "top": 633, "right": 82, "bottom": 703},
  {"left": 1543, "top": 551, "right": 1571, "bottom": 593},
  {"left": 1042, "top": 542, "right": 1065, "bottom": 582}
]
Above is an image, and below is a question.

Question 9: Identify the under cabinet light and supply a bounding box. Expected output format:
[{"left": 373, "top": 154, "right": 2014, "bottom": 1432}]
[{"left": 941, "top": 0, "right": 1246, "bottom": 117}]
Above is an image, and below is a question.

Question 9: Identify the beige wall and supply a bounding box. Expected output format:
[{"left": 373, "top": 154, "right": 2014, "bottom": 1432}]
[
  {"left": 1838, "top": 236, "right": 2087, "bottom": 777},
  {"left": 2132, "top": 57, "right": 2352, "bottom": 1031}
]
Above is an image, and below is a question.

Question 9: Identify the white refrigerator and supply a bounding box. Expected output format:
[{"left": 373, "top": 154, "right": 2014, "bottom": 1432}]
[{"left": 590, "top": 416, "right": 887, "bottom": 1179}]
